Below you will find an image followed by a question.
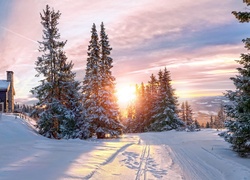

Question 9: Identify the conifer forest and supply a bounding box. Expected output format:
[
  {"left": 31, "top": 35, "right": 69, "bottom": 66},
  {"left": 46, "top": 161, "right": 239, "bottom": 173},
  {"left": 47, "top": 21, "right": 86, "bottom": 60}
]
[{"left": 29, "top": 3, "right": 250, "bottom": 157}]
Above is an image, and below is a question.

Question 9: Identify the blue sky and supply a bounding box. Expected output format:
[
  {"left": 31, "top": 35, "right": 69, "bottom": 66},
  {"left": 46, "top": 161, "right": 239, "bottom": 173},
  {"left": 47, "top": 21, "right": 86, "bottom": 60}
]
[{"left": 0, "top": 0, "right": 249, "bottom": 105}]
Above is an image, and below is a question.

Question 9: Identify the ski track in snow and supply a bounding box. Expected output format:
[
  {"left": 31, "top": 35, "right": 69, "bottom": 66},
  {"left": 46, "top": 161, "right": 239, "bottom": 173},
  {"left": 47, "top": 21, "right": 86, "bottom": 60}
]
[
  {"left": 1, "top": 114, "right": 250, "bottom": 180},
  {"left": 135, "top": 144, "right": 150, "bottom": 180},
  {"left": 90, "top": 139, "right": 170, "bottom": 180}
]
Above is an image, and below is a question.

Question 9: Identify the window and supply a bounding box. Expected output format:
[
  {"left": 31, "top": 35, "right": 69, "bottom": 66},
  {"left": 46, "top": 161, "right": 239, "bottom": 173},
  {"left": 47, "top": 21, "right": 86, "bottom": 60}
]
[{"left": 0, "top": 102, "right": 3, "bottom": 113}]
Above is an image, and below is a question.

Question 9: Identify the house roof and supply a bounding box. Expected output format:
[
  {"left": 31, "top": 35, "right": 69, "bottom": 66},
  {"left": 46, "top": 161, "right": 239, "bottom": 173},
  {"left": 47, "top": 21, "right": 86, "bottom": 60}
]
[{"left": 0, "top": 80, "right": 10, "bottom": 91}]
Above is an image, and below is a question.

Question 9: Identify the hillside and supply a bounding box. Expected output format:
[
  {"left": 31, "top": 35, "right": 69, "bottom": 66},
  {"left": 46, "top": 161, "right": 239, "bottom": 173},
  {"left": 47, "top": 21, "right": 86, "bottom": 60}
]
[{"left": 180, "top": 96, "right": 229, "bottom": 125}]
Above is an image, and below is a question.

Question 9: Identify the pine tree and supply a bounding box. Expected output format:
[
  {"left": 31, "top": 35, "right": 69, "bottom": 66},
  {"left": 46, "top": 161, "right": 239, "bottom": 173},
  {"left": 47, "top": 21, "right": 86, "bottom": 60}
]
[
  {"left": 180, "top": 101, "right": 195, "bottom": 131},
  {"left": 149, "top": 68, "right": 184, "bottom": 131},
  {"left": 194, "top": 120, "right": 201, "bottom": 129},
  {"left": 205, "top": 122, "right": 210, "bottom": 128},
  {"left": 144, "top": 74, "right": 158, "bottom": 130},
  {"left": 224, "top": 2, "right": 250, "bottom": 156},
  {"left": 134, "top": 83, "right": 147, "bottom": 132},
  {"left": 31, "top": 5, "right": 82, "bottom": 139},
  {"left": 185, "top": 101, "right": 193, "bottom": 126},
  {"left": 209, "top": 116, "right": 214, "bottom": 129},
  {"left": 214, "top": 104, "right": 226, "bottom": 130},
  {"left": 82, "top": 23, "right": 122, "bottom": 138},
  {"left": 201, "top": 123, "right": 205, "bottom": 129},
  {"left": 82, "top": 23, "right": 101, "bottom": 138},
  {"left": 125, "top": 102, "right": 135, "bottom": 133},
  {"left": 97, "top": 22, "right": 122, "bottom": 138},
  {"left": 57, "top": 50, "right": 83, "bottom": 138},
  {"left": 180, "top": 102, "right": 186, "bottom": 123}
]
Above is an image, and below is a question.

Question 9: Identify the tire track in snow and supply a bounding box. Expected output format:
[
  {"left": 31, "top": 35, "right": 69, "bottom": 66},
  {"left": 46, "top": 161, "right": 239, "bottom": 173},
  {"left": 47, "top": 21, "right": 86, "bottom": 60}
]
[
  {"left": 201, "top": 147, "right": 223, "bottom": 160},
  {"left": 170, "top": 146, "right": 222, "bottom": 180},
  {"left": 172, "top": 148, "right": 203, "bottom": 179},
  {"left": 84, "top": 143, "right": 133, "bottom": 179},
  {"left": 101, "top": 143, "right": 134, "bottom": 166}
]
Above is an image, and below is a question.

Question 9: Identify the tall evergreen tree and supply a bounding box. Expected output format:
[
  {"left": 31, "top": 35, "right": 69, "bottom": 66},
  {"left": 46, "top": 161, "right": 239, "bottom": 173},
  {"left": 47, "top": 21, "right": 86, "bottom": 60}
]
[
  {"left": 82, "top": 23, "right": 101, "bottom": 138},
  {"left": 58, "top": 50, "right": 83, "bottom": 138},
  {"left": 194, "top": 120, "right": 201, "bottom": 129},
  {"left": 185, "top": 101, "right": 193, "bottom": 126},
  {"left": 180, "top": 102, "right": 186, "bottom": 123},
  {"left": 82, "top": 23, "right": 122, "bottom": 138},
  {"left": 31, "top": 5, "right": 82, "bottom": 139},
  {"left": 224, "top": 1, "right": 250, "bottom": 156},
  {"left": 97, "top": 22, "right": 122, "bottom": 137},
  {"left": 214, "top": 104, "right": 226, "bottom": 130},
  {"left": 209, "top": 115, "right": 214, "bottom": 128},
  {"left": 125, "top": 102, "right": 136, "bottom": 133},
  {"left": 206, "top": 122, "right": 210, "bottom": 128},
  {"left": 134, "top": 83, "right": 147, "bottom": 132},
  {"left": 144, "top": 74, "right": 158, "bottom": 130},
  {"left": 149, "top": 68, "right": 184, "bottom": 131},
  {"left": 180, "top": 101, "right": 195, "bottom": 130}
]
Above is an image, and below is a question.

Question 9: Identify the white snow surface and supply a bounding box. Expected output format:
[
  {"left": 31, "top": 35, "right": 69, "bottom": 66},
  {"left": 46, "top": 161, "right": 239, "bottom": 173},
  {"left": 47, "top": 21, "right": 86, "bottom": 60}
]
[{"left": 0, "top": 114, "right": 250, "bottom": 180}]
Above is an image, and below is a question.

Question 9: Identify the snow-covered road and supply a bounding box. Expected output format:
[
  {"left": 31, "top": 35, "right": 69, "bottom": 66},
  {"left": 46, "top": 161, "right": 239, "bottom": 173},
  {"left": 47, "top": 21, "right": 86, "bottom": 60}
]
[{"left": 0, "top": 114, "right": 249, "bottom": 180}]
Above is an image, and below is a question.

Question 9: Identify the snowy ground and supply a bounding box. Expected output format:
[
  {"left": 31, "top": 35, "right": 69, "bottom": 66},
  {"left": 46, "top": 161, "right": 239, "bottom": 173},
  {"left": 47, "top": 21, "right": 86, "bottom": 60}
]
[{"left": 0, "top": 114, "right": 250, "bottom": 180}]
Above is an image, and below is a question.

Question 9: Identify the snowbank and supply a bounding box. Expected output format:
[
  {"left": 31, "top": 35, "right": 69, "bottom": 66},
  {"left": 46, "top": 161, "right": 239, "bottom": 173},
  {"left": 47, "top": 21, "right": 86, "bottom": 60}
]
[{"left": 0, "top": 114, "right": 249, "bottom": 180}]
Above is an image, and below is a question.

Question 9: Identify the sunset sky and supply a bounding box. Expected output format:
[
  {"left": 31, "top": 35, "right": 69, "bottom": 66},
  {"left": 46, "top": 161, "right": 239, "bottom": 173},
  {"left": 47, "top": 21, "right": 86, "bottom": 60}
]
[{"left": 0, "top": 0, "right": 249, "bottom": 106}]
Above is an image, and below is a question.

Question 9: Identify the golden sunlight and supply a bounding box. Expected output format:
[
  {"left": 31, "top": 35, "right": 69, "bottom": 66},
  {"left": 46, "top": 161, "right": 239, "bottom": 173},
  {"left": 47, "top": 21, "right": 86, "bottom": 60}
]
[{"left": 116, "top": 84, "right": 136, "bottom": 107}]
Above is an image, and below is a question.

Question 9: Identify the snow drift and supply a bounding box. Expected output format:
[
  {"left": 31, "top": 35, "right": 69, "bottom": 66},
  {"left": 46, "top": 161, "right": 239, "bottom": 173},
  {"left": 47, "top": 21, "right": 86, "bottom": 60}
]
[{"left": 0, "top": 114, "right": 249, "bottom": 180}]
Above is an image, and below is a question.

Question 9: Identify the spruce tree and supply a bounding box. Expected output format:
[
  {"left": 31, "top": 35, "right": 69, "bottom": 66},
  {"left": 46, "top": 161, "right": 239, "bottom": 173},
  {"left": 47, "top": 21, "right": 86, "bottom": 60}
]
[
  {"left": 180, "top": 102, "right": 186, "bottom": 123},
  {"left": 217, "top": 104, "right": 226, "bottom": 129},
  {"left": 57, "top": 50, "right": 83, "bottom": 138},
  {"left": 125, "top": 102, "right": 136, "bottom": 133},
  {"left": 149, "top": 68, "right": 184, "bottom": 131},
  {"left": 144, "top": 74, "right": 158, "bottom": 130},
  {"left": 97, "top": 22, "right": 122, "bottom": 137},
  {"left": 31, "top": 5, "right": 82, "bottom": 139},
  {"left": 214, "top": 104, "right": 226, "bottom": 130},
  {"left": 134, "top": 83, "right": 147, "bottom": 132},
  {"left": 224, "top": 1, "right": 250, "bottom": 156},
  {"left": 82, "top": 23, "right": 122, "bottom": 138},
  {"left": 180, "top": 101, "right": 195, "bottom": 131},
  {"left": 206, "top": 122, "right": 210, "bottom": 128},
  {"left": 209, "top": 116, "right": 214, "bottom": 129},
  {"left": 194, "top": 120, "right": 201, "bottom": 130},
  {"left": 185, "top": 101, "right": 194, "bottom": 126},
  {"left": 82, "top": 23, "right": 101, "bottom": 138}
]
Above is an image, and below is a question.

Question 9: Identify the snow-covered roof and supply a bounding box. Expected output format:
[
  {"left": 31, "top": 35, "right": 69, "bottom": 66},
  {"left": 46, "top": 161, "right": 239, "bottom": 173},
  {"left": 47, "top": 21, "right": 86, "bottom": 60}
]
[{"left": 0, "top": 80, "right": 10, "bottom": 91}]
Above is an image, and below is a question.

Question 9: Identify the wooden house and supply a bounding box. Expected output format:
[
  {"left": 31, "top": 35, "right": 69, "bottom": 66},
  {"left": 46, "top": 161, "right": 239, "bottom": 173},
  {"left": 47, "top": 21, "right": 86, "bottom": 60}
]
[{"left": 0, "top": 71, "right": 15, "bottom": 113}]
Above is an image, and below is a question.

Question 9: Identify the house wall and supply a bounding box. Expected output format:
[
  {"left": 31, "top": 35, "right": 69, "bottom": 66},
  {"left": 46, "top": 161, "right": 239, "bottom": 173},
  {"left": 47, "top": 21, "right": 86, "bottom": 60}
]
[
  {"left": 0, "top": 71, "right": 14, "bottom": 113},
  {"left": 0, "top": 102, "right": 4, "bottom": 113},
  {"left": 0, "top": 90, "right": 8, "bottom": 112}
]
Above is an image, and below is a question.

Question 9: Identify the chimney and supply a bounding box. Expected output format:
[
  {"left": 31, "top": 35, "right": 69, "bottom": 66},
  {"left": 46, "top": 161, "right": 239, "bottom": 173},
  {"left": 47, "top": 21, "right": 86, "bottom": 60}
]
[
  {"left": 6, "top": 71, "right": 14, "bottom": 112},
  {"left": 243, "top": 0, "right": 250, "bottom": 4},
  {"left": 7, "top": 71, "right": 13, "bottom": 83}
]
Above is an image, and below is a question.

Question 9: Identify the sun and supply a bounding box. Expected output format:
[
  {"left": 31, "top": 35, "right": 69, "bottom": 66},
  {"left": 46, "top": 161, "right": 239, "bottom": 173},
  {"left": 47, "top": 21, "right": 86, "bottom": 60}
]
[{"left": 116, "top": 84, "right": 136, "bottom": 107}]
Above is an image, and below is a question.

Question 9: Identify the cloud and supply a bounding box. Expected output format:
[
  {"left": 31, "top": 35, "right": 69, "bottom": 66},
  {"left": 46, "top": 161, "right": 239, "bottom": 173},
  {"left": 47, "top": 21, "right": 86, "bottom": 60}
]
[
  {"left": 0, "top": 0, "right": 247, "bottom": 104},
  {"left": 112, "top": 42, "right": 242, "bottom": 98},
  {"left": 108, "top": 0, "right": 243, "bottom": 50},
  {"left": 93, "top": 0, "right": 246, "bottom": 95}
]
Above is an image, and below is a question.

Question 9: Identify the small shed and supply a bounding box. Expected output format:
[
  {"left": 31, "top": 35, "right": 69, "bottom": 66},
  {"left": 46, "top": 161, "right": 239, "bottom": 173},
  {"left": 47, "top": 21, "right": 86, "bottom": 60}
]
[{"left": 0, "top": 71, "right": 15, "bottom": 113}]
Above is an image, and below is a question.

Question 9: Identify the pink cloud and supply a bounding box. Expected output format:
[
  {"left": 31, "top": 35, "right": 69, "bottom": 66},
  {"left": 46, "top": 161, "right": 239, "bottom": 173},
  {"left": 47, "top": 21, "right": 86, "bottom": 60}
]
[
  {"left": 0, "top": 0, "right": 246, "bottom": 104},
  {"left": 108, "top": 0, "right": 243, "bottom": 50}
]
